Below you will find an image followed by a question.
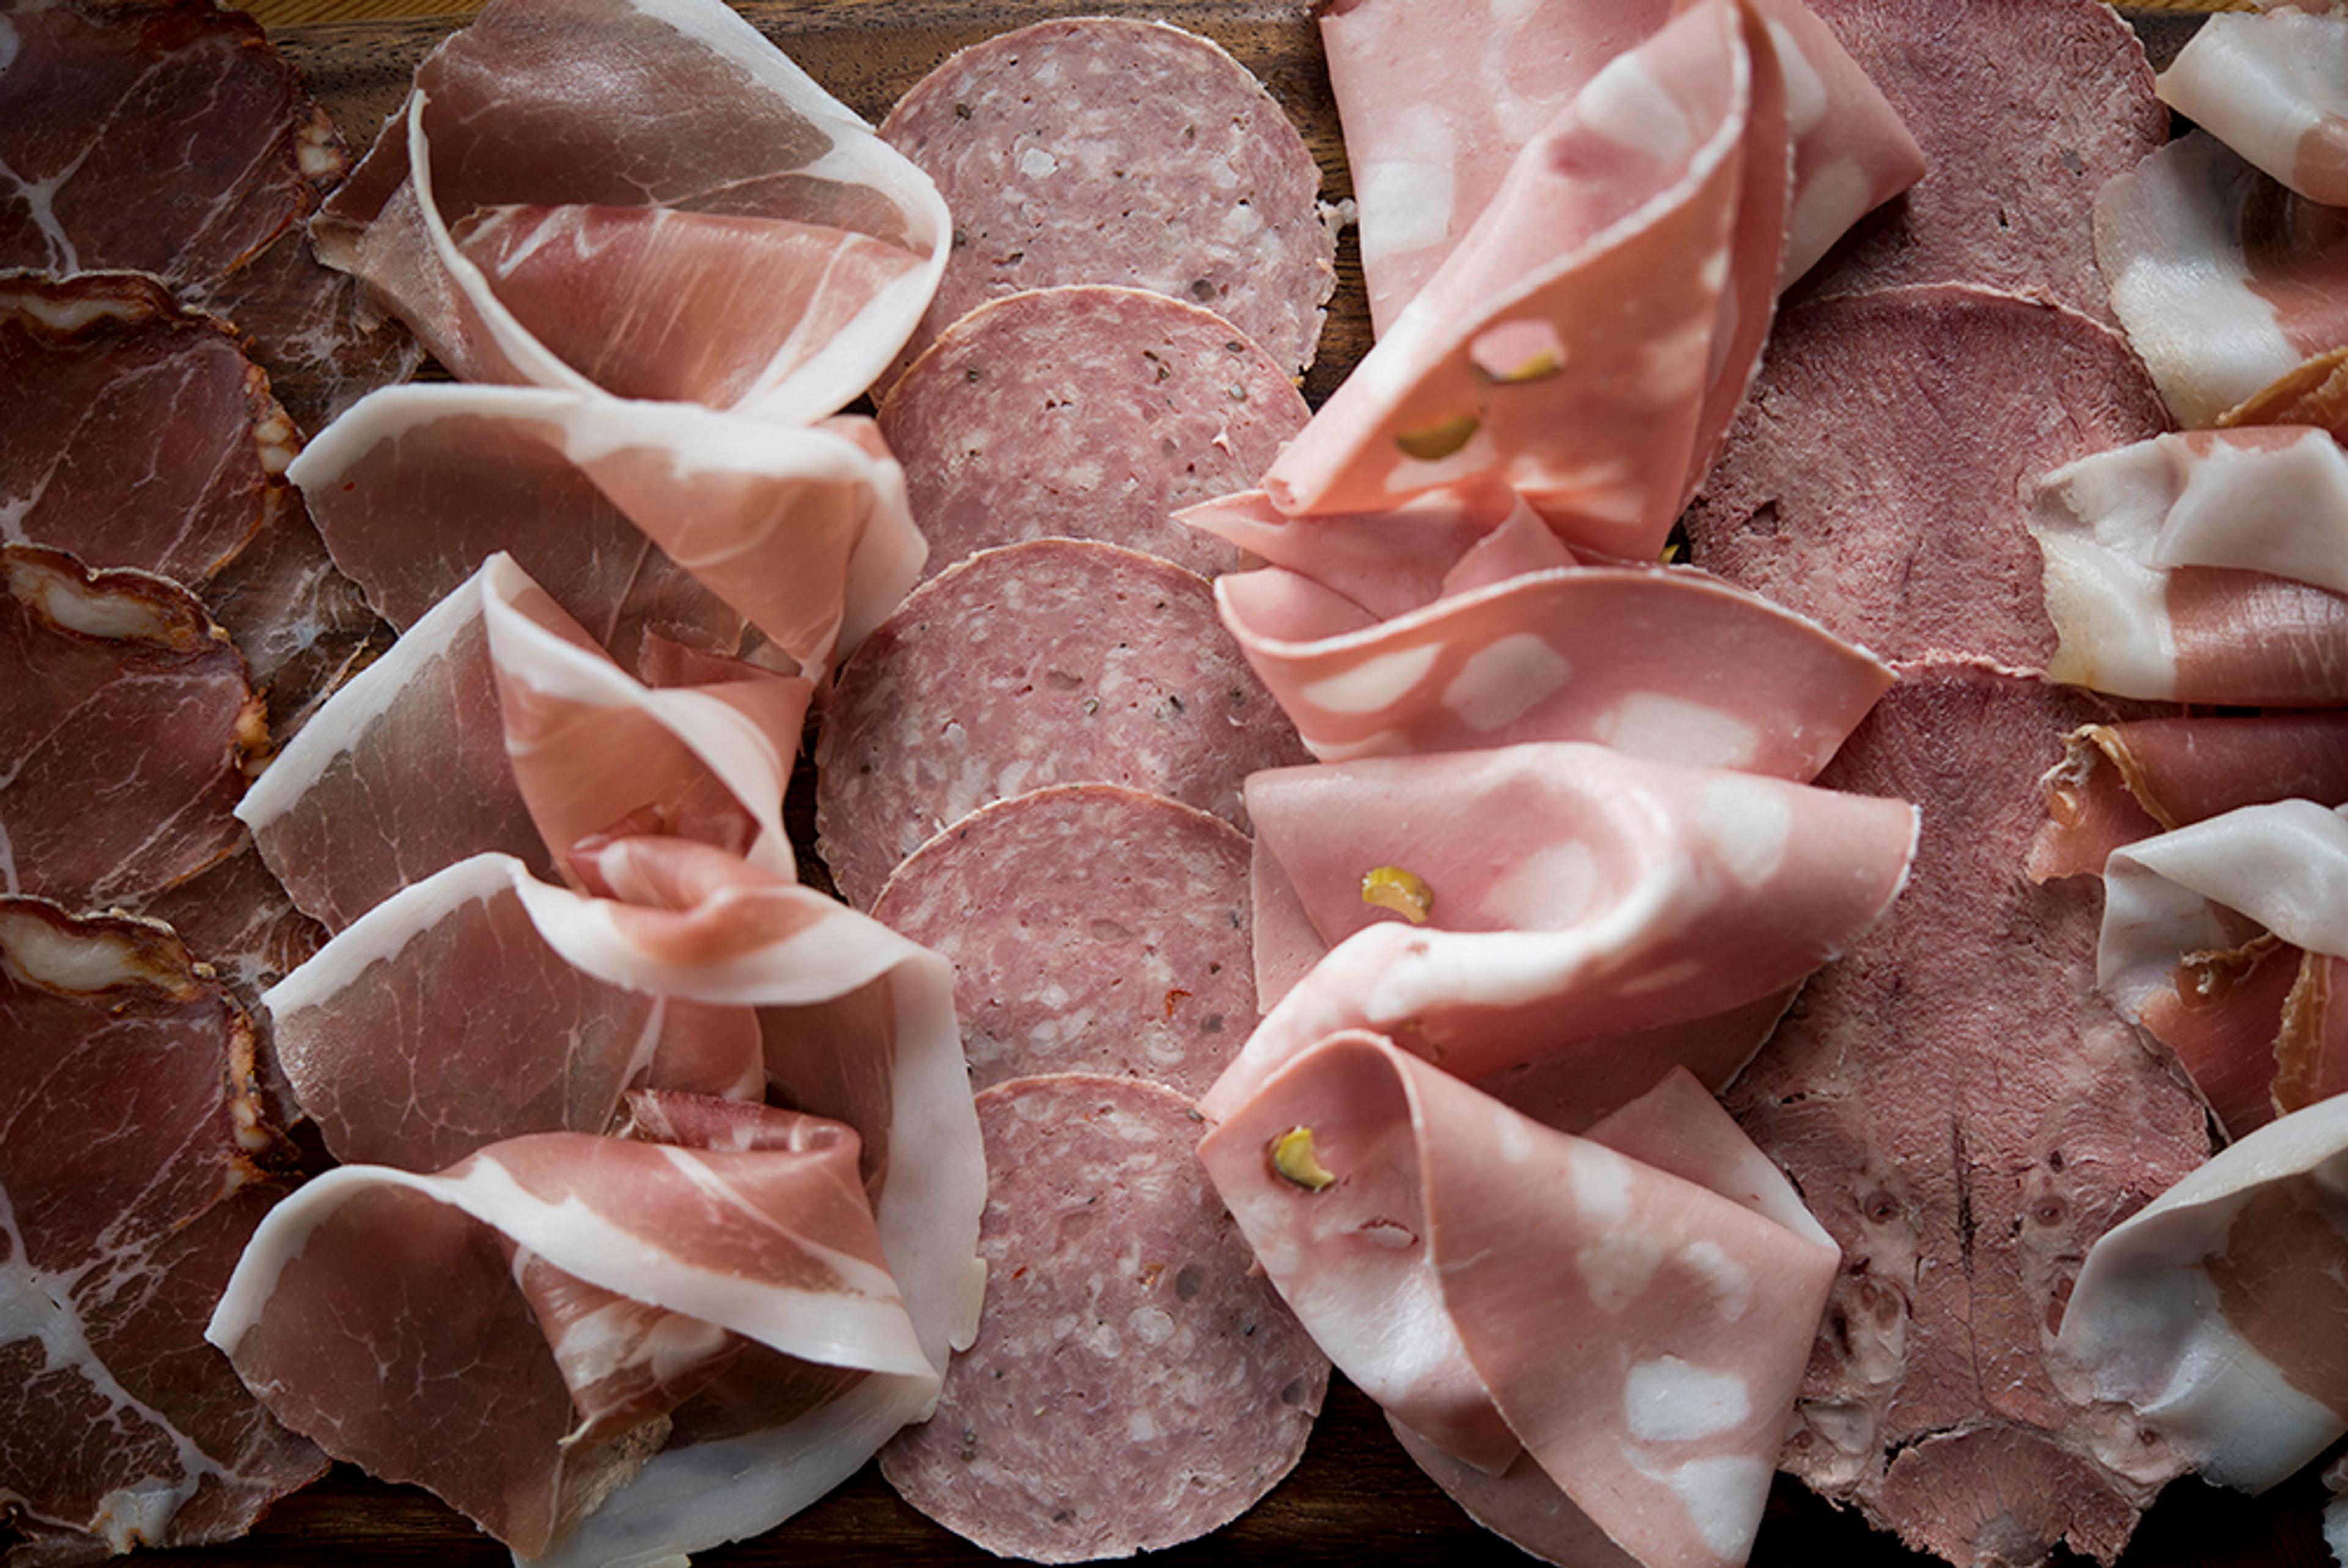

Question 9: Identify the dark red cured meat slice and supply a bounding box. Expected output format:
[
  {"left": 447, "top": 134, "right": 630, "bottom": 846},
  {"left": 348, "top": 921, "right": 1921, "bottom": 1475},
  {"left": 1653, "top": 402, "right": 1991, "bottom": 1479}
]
[
  {"left": 879, "top": 1073, "right": 1326, "bottom": 1562},
  {"left": 1726, "top": 663, "right": 2208, "bottom": 1566},
  {"left": 814, "top": 539, "right": 1309, "bottom": 908},
  {"left": 877, "top": 285, "right": 1309, "bottom": 582},
  {"left": 1795, "top": 0, "right": 2166, "bottom": 325},
  {"left": 1682, "top": 285, "right": 2168, "bottom": 671},
  {"left": 879, "top": 17, "right": 1335, "bottom": 381},
  {"left": 0, "top": 899, "right": 322, "bottom": 1565},
  {"left": 1, "top": 545, "right": 264, "bottom": 910},
  {"left": 869, "top": 785, "right": 1252, "bottom": 1099}
]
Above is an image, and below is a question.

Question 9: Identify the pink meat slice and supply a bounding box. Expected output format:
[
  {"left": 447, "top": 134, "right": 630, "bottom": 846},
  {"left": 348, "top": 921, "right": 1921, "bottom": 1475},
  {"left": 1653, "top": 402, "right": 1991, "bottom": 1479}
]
[
  {"left": 1725, "top": 663, "right": 2210, "bottom": 1566},
  {"left": 1682, "top": 285, "right": 2169, "bottom": 671},
  {"left": 870, "top": 785, "right": 1253, "bottom": 1099},
  {"left": 880, "top": 1073, "right": 1327, "bottom": 1562},
  {"left": 1795, "top": 0, "right": 2166, "bottom": 325},
  {"left": 0, "top": 899, "right": 323, "bottom": 1566},
  {"left": 813, "top": 539, "right": 1309, "bottom": 908},
  {"left": 879, "top": 18, "right": 1335, "bottom": 381},
  {"left": 2157, "top": 9, "right": 2348, "bottom": 208},
  {"left": 877, "top": 286, "right": 1309, "bottom": 582}
]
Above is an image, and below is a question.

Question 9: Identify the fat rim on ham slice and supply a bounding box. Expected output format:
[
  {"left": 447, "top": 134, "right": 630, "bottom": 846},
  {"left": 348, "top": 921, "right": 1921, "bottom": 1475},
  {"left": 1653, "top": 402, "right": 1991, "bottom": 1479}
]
[
  {"left": 870, "top": 784, "right": 1253, "bottom": 1099},
  {"left": 879, "top": 1073, "right": 1327, "bottom": 1563},
  {"left": 878, "top": 16, "right": 1337, "bottom": 381},
  {"left": 813, "top": 539, "right": 1308, "bottom": 908},
  {"left": 877, "top": 285, "right": 1309, "bottom": 582}
]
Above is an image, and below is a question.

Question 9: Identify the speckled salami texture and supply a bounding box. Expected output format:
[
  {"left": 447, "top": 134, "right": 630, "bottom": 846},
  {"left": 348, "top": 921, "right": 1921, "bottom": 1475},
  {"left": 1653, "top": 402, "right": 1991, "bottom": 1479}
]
[
  {"left": 871, "top": 785, "right": 1253, "bottom": 1098},
  {"left": 878, "top": 285, "right": 1309, "bottom": 581},
  {"left": 880, "top": 1073, "right": 1327, "bottom": 1561},
  {"left": 814, "top": 540, "right": 1308, "bottom": 907},
  {"left": 879, "top": 17, "right": 1335, "bottom": 380}
]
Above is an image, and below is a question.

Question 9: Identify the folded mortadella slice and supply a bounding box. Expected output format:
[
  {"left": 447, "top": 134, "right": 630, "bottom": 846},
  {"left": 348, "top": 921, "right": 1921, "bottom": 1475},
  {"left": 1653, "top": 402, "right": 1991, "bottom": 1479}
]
[
  {"left": 1202, "top": 744, "right": 1918, "bottom": 1122},
  {"left": 1188, "top": 490, "right": 1894, "bottom": 776},
  {"left": 314, "top": 0, "right": 949, "bottom": 420},
  {"left": 1198, "top": 1046, "right": 1837, "bottom": 1568},
  {"left": 2031, "top": 428, "right": 2348, "bottom": 705},
  {"left": 1263, "top": 0, "right": 1788, "bottom": 559},
  {"left": 2158, "top": 8, "right": 2348, "bottom": 208}
]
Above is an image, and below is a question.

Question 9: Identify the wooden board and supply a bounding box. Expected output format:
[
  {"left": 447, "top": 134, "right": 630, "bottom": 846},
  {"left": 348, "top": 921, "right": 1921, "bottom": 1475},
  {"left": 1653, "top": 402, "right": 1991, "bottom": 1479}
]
[{"left": 149, "top": 3, "right": 2335, "bottom": 1567}]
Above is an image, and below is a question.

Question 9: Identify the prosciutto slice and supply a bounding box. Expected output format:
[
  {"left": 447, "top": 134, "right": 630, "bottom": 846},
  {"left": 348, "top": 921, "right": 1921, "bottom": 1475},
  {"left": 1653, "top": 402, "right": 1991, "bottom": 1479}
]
[
  {"left": 1261, "top": 0, "right": 1787, "bottom": 558},
  {"left": 238, "top": 553, "right": 807, "bottom": 935},
  {"left": 316, "top": 0, "right": 949, "bottom": 421},
  {"left": 2032, "top": 427, "right": 2348, "bottom": 705},
  {"left": 289, "top": 385, "right": 918, "bottom": 680},
  {"left": 1198, "top": 1045, "right": 1838, "bottom": 1568},
  {"left": 1187, "top": 488, "right": 1893, "bottom": 775},
  {"left": 1, "top": 899, "right": 323, "bottom": 1564},
  {"left": 2158, "top": 8, "right": 2348, "bottom": 208},
  {"left": 1322, "top": 0, "right": 1922, "bottom": 333},
  {"left": 1200, "top": 743, "right": 1918, "bottom": 1123}
]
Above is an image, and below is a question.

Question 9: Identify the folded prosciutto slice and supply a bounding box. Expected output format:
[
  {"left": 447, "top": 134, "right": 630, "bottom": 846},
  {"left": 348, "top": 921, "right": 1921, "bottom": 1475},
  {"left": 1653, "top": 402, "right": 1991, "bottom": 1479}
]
[
  {"left": 1200, "top": 1047, "right": 1837, "bottom": 1568},
  {"left": 316, "top": 0, "right": 949, "bottom": 420},
  {"left": 1321, "top": 0, "right": 1922, "bottom": 333},
  {"left": 1261, "top": 0, "right": 1786, "bottom": 558},
  {"left": 1202, "top": 743, "right": 1918, "bottom": 1124},
  {"left": 2055, "top": 1092, "right": 2348, "bottom": 1497},
  {"left": 238, "top": 554, "right": 808, "bottom": 934},
  {"left": 1187, "top": 488, "right": 1894, "bottom": 775},
  {"left": 289, "top": 385, "right": 919, "bottom": 679},
  {"left": 2158, "top": 7, "right": 2348, "bottom": 208},
  {"left": 2032, "top": 427, "right": 2348, "bottom": 705}
]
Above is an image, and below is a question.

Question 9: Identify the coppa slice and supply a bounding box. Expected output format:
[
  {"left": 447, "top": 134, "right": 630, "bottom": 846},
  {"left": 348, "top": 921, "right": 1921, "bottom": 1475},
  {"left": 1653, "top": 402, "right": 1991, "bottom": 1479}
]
[
  {"left": 814, "top": 540, "right": 1307, "bottom": 907},
  {"left": 871, "top": 786, "right": 1252, "bottom": 1099},
  {"left": 878, "top": 287, "right": 1309, "bottom": 581},
  {"left": 879, "top": 17, "right": 1336, "bottom": 381},
  {"left": 880, "top": 1073, "right": 1327, "bottom": 1562}
]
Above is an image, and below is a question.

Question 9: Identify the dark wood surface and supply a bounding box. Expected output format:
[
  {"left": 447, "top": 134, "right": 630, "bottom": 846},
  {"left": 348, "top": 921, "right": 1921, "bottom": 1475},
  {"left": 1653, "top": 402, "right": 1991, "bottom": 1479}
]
[{"left": 131, "top": 4, "right": 2334, "bottom": 1566}]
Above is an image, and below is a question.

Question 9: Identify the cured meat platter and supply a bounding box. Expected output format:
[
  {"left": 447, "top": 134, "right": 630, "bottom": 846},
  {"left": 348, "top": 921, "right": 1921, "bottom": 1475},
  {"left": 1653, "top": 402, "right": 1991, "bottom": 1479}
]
[{"left": 42, "top": 0, "right": 2336, "bottom": 1565}]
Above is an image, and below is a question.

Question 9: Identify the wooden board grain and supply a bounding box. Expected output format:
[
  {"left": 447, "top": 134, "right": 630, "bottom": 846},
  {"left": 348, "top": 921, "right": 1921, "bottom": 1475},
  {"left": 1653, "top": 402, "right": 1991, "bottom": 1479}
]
[{"left": 136, "top": 3, "right": 2335, "bottom": 1566}]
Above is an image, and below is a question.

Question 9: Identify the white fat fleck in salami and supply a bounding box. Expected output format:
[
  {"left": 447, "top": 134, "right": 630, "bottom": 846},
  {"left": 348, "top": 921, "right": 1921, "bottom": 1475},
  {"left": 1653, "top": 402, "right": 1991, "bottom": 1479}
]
[
  {"left": 871, "top": 786, "right": 1252, "bottom": 1099},
  {"left": 878, "top": 286, "right": 1309, "bottom": 581},
  {"left": 879, "top": 17, "right": 1337, "bottom": 380},
  {"left": 880, "top": 1073, "right": 1327, "bottom": 1562},
  {"left": 813, "top": 540, "right": 1309, "bottom": 907}
]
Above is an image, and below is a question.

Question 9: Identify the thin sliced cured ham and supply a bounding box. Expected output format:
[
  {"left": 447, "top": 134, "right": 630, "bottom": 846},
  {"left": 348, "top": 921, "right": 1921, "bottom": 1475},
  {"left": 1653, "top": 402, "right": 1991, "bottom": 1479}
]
[
  {"left": 1321, "top": 0, "right": 1923, "bottom": 333},
  {"left": 1261, "top": 0, "right": 1787, "bottom": 558},
  {"left": 2054, "top": 1094, "right": 2348, "bottom": 1498},
  {"left": 1189, "top": 488, "right": 1893, "bottom": 776},
  {"left": 0, "top": 899, "right": 324, "bottom": 1564},
  {"left": 1199, "top": 1047, "right": 1838, "bottom": 1568},
  {"left": 2158, "top": 9, "right": 2348, "bottom": 208},
  {"left": 1200, "top": 743, "right": 1918, "bottom": 1124},
  {"left": 317, "top": 0, "right": 948, "bottom": 421},
  {"left": 2033, "top": 428, "right": 2348, "bottom": 705},
  {"left": 239, "top": 553, "right": 807, "bottom": 935},
  {"left": 2097, "top": 131, "right": 2348, "bottom": 430}
]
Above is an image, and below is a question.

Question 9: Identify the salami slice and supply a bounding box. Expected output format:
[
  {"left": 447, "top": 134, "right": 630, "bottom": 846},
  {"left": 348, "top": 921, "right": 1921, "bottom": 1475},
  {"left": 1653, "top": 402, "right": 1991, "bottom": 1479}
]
[
  {"left": 814, "top": 540, "right": 1307, "bottom": 907},
  {"left": 877, "top": 286, "right": 1309, "bottom": 581},
  {"left": 879, "top": 1073, "right": 1327, "bottom": 1562},
  {"left": 879, "top": 17, "right": 1335, "bottom": 380},
  {"left": 870, "top": 785, "right": 1253, "bottom": 1099}
]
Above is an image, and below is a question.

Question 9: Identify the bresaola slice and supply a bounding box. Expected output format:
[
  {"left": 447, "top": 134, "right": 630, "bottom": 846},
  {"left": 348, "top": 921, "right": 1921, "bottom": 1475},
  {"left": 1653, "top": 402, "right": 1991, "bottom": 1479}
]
[
  {"left": 881, "top": 1074, "right": 1327, "bottom": 1562},
  {"left": 1200, "top": 1048, "right": 1837, "bottom": 1568},
  {"left": 2158, "top": 7, "right": 2348, "bottom": 208},
  {"left": 877, "top": 18, "right": 1337, "bottom": 381},
  {"left": 814, "top": 540, "right": 1309, "bottom": 908},
  {"left": 877, "top": 287, "right": 1309, "bottom": 581}
]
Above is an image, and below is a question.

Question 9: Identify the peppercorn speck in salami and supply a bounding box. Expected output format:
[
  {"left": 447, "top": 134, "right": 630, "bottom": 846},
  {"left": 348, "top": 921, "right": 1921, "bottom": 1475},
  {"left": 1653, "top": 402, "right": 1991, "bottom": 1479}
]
[
  {"left": 871, "top": 785, "right": 1253, "bottom": 1099},
  {"left": 879, "top": 1073, "right": 1328, "bottom": 1562},
  {"left": 878, "top": 286, "right": 1310, "bottom": 581},
  {"left": 878, "top": 17, "right": 1337, "bottom": 381},
  {"left": 813, "top": 540, "right": 1309, "bottom": 907}
]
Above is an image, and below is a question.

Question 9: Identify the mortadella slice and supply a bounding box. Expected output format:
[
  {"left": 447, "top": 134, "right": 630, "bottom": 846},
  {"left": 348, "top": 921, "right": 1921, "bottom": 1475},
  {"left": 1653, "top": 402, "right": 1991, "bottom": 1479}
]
[{"left": 2158, "top": 7, "right": 2348, "bottom": 208}]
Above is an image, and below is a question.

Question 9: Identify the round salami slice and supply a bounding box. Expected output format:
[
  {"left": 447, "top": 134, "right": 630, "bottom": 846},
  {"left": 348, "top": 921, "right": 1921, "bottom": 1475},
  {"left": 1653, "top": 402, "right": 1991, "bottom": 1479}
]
[
  {"left": 878, "top": 285, "right": 1309, "bottom": 582},
  {"left": 879, "top": 17, "right": 1335, "bottom": 380},
  {"left": 871, "top": 785, "right": 1253, "bottom": 1098},
  {"left": 813, "top": 539, "right": 1307, "bottom": 907},
  {"left": 880, "top": 1073, "right": 1327, "bottom": 1562}
]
